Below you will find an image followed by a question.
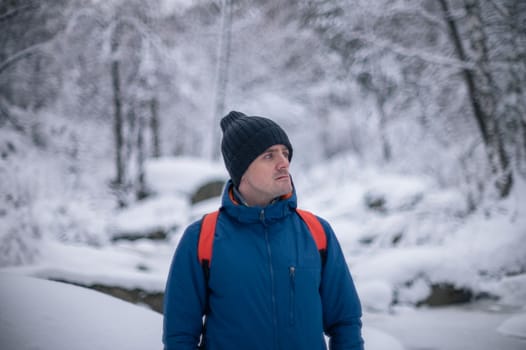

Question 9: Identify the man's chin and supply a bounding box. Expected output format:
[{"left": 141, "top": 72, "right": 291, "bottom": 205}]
[{"left": 276, "top": 182, "right": 293, "bottom": 196}]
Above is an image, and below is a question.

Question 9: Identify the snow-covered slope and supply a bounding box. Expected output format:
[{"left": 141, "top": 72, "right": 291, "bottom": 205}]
[
  {"left": 0, "top": 273, "right": 163, "bottom": 350},
  {"left": 0, "top": 273, "right": 405, "bottom": 350}
]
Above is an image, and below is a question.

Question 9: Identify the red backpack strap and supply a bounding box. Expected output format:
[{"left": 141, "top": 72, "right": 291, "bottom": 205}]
[
  {"left": 296, "top": 208, "right": 327, "bottom": 255},
  {"left": 198, "top": 210, "right": 220, "bottom": 274}
]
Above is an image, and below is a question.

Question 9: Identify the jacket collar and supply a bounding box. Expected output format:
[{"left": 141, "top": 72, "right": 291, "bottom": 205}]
[{"left": 220, "top": 180, "right": 298, "bottom": 224}]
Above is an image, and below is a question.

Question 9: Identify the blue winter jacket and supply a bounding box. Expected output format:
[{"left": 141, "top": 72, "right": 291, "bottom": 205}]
[{"left": 163, "top": 181, "right": 363, "bottom": 350}]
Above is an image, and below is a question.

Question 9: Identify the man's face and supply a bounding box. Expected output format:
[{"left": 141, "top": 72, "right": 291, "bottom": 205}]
[{"left": 238, "top": 144, "right": 292, "bottom": 206}]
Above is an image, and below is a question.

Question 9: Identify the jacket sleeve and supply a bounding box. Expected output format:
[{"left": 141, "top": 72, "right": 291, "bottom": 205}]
[
  {"left": 319, "top": 218, "right": 364, "bottom": 350},
  {"left": 163, "top": 221, "right": 207, "bottom": 350}
]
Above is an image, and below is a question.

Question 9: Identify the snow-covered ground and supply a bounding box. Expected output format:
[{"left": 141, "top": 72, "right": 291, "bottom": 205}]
[
  {"left": 365, "top": 305, "right": 526, "bottom": 350},
  {"left": 1, "top": 156, "right": 525, "bottom": 349},
  {"left": 0, "top": 273, "right": 163, "bottom": 350},
  {"left": 0, "top": 273, "right": 404, "bottom": 350},
  {"left": 1, "top": 273, "right": 524, "bottom": 350}
]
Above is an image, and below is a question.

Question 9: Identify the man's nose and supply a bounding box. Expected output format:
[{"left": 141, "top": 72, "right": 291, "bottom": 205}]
[{"left": 277, "top": 153, "right": 289, "bottom": 169}]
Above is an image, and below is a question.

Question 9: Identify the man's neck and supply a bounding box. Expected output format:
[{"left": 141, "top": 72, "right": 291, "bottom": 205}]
[
  {"left": 232, "top": 186, "right": 251, "bottom": 206},
  {"left": 234, "top": 186, "right": 277, "bottom": 207}
]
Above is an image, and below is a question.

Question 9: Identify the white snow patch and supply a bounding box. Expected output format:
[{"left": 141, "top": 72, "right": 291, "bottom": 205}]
[
  {"left": 498, "top": 313, "right": 526, "bottom": 339},
  {"left": 145, "top": 156, "right": 227, "bottom": 196},
  {"left": 108, "top": 194, "right": 189, "bottom": 239},
  {"left": 0, "top": 273, "right": 163, "bottom": 350}
]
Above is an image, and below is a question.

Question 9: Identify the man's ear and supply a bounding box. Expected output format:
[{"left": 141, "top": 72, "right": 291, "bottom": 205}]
[{"left": 239, "top": 174, "right": 246, "bottom": 185}]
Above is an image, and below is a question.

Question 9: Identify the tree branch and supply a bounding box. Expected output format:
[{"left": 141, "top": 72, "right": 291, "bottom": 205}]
[
  {"left": 0, "top": 41, "right": 51, "bottom": 76},
  {"left": 487, "top": 0, "right": 510, "bottom": 18},
  {"left": 333, "top": 26, "right": 476, "bottom": 71},
  {"left": 0, "top": 3, "right": 39, "bottom": 22}
]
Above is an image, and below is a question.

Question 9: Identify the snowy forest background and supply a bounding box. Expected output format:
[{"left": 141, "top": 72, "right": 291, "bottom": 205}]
[{"left": 1, "top": 0, "right": 526, "bottom": 346}]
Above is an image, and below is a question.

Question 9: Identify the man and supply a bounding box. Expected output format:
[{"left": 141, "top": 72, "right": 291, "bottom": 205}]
[{"left": 163, "top": 111, "right": 364, "bottom": 350}]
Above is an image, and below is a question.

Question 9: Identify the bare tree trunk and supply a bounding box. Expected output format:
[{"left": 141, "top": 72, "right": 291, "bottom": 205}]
[
  {"left": 149, "top": 97, "right": 161, "bottom": 158},
  {"left": 112, "top": 63, "right": 124, "bottom": 180},
  {"left": 125, "top": 106, "right": 136, "bottom": 168},
  {"left": 358, "top": 72, "right": 392, "bottom": 163},
  {"left": 521, "top": 119, "right": 526, "bottom": 177},
  {"left": 506, "top": 1, "right": 526, "bottom": 177},
  {"left": 439, "top": 0, "right": 513, "bottom": 198},
  {"left": 136, "top": 106, "right": 147, "bottom": 200},
  {"left": 376, "top": 95, "right": 391, "bottom": 162},
  {"left": 111, "top": 37, "right": 126, "bottom": 207},
  {"left": 211, "top": 0, "right": 233, "bottom": 160}
]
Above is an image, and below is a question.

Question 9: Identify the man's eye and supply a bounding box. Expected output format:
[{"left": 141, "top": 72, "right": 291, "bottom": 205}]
[{"left": 264, "top": 153, "right": 273, "bottom": 159}]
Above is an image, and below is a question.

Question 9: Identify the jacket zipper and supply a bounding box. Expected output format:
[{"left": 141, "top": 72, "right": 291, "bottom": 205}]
[
  {"left": 289, "top": 266, "right": 296, "bottom": 326},
  {"left": 262, "top": 209, "right": 279, "bottom": 349}
]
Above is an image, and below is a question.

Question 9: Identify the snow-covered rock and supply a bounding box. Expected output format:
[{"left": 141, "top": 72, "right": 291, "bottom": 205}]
[
  {"left": 0, "top": 273, "right": 163, "bottom": 350},
  {"left": 145, "top": 156, "right": 227, "bottom": 196},
  {"left": 498, "top": 313, "right": 526, "bottom": 340},
  {"left": 108, "top": 194, "right": 189, "bottom": 241}
]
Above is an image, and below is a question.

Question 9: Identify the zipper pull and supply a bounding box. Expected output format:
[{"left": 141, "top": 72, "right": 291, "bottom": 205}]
[
  {"left": 259, "top": 209, "right": 265, "bottom": 222},
  {"left": 289, "top": 266, "right": 295, "bottom": 277}
]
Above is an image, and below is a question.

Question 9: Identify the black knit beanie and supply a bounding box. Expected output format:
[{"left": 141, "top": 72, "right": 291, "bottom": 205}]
[{"left": 220, "top": 111, "right": 293, "bottom": 187}]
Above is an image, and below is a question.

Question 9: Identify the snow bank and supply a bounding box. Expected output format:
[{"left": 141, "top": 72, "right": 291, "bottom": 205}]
[
  {"left": 1, "top": 240, "right": 170, "bottom": 292},
  {"left": 498, "top": 313, "right": 526, "bottom": 339},
  {"left": 363, "top": 327, "right": 405, "bottom": 350},
  {"left": 145, "top": 156, "right": 227, "bottom": 196},
  {"left": 0, "top": 273, "right": 405, "bottom": 350},
  {"left": 0, "top": 273, "right": 163, "bottom": 350},
  {"left": 108, "top": 194, "right": 189, "bottom": 239},
  {"left": 297, "top": 153, "right": 526, "bottom": 310}
]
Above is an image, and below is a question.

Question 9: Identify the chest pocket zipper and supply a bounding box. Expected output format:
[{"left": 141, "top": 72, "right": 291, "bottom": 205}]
[{"left": 289, "top": 266, "right": 296, "bottom": 326}]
